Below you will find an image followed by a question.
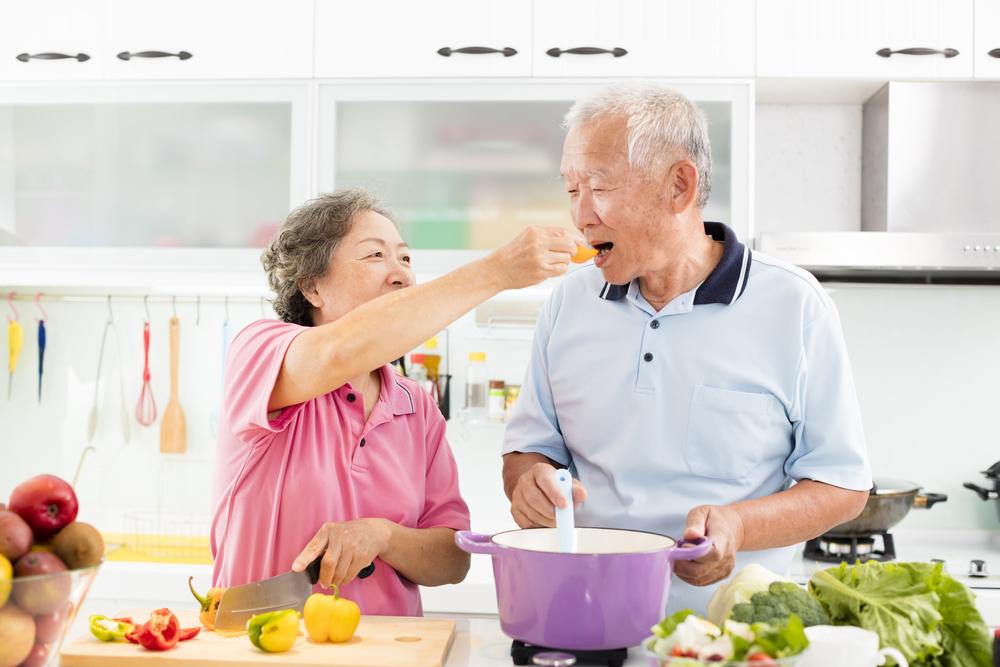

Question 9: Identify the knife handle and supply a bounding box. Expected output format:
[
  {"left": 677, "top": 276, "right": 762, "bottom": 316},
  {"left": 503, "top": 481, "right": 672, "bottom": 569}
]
[{"left": 306, "top": 556, "right": 376, "bottom": 584}]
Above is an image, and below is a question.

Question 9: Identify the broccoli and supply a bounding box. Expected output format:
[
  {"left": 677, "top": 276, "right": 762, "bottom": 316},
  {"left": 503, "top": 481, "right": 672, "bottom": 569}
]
[{"left": 729, "top": 581, "right": 830, "bottom": 627}]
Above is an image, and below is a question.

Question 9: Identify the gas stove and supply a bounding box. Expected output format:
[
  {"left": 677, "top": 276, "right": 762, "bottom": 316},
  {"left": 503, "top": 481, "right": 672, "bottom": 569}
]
[
  {"left": 803, "top": 531, "right": 897, "bottom": 563},
  {"left": 510, "top": 640, "right": 628, "bottom": 667}
]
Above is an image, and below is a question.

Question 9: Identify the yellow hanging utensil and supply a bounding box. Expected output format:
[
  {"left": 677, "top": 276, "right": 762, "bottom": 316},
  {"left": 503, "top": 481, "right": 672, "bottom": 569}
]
[{"left": 7, "top": 318, "right": 23, "bottom": 400}]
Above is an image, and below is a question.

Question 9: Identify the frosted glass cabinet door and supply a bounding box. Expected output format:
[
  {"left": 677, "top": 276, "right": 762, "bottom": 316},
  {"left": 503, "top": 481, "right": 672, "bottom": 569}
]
[
  {"left": 0, "top": 0, "right": 104, "bottom": 81},
  {"left": 324, "top": 89, "right": 736, "bottom": 251},
  {"left": 315, "top": 0, "right": 532, "bottom": 78},
  {"left": 104, "top": 0, "right": 314, "bottom": 79},
  {"left": 532, "top": 0, "right": 755, "bottom": 77},
  {"left": 0, "top": 99, "right": 294, "bottom": 247}
]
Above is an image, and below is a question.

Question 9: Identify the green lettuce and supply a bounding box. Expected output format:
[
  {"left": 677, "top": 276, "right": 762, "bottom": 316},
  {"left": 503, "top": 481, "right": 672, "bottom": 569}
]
[{"left": 808, "top": 561, "right": 991, "bottom": 667}]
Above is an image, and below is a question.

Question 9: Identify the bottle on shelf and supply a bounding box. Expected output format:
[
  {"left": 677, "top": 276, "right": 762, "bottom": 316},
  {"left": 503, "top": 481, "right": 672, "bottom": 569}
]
[
  {"left": 464, "top": 351, "right": 488, "bottom": 420},
  {"left": 488, "top": 379, "right": 507, "bottom": 422}
]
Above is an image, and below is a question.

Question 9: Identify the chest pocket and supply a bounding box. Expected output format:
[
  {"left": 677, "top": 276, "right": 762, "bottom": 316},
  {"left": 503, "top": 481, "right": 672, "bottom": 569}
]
[{"left": 684, "top": 385, "right": 787, "bottom": 480}]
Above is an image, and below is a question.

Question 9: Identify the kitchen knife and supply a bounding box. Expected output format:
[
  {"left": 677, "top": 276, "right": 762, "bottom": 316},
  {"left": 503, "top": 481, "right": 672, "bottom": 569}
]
[{"left": 213, "top": 557, "right": 375, "bottom": 632}]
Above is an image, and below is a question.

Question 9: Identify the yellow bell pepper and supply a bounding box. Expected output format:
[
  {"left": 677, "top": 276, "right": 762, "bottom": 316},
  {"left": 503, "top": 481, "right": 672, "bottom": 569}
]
[
  {"left": 0, "top": 554, "right": 11, "bottom": 606},
  {"left": 188, "top": 576, "right": 225, "bottom": 631},
  {"left": 303, "top": 586, "right": 361, "bottom": 643},
  {"left": 246, "top": 609, "right": 299, "bottom": 653}
]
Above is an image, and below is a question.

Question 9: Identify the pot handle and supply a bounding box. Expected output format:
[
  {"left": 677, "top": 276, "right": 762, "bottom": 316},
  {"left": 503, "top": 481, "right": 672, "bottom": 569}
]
[
  {"left": 455, "top": 531, "right": 498, "bottom": 555},
  {"left": 963, "top": 483, "right": 999, "bottom": 501},
  {"left": 913, "top": 492, "right": 947, "bottom": 509},
  {"left": 667, "top": 536, "right": 712, "bottom": 561}
]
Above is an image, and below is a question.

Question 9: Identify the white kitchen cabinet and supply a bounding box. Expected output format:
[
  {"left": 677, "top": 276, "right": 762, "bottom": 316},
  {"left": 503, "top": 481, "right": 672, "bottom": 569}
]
[
  {"left": 0, "top": 0, "right": 104, "bottom": 81},
  {"left": 757, "top": 0, "right": 975, "bottom": 79},
  {"left": 0, "top": 84, "right": 310, "bottom": 249},
  {"left": 532, "top": 0, "right": 755, "bottom": 78},
  {"left": 103, "top": 0, "right": 314, "bottom": 80},
  {"left": 317, "top": 81, "right": 752, "bottom": 264},
  {"left": 314, "top": 0, "right": 532, "bottom": 78},
  {"left": 975, "top": 0, "right": 1000, "bottom": 78}
]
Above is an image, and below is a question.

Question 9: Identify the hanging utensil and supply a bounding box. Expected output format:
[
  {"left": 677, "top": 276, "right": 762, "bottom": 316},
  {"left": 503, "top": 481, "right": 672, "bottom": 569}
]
[
  {"left": 35, "top": 293, "right": 47, "bottom": 404},
  {"left": 136, "top": 296, "right": 157, "bottom": 427},
  {"left": 7, "top": 292, "right": 23, "bottom": 400},
  {"left": 87, "top": 306, "right": 113, "bottom": 441},
  {"left": 160, "top": 305, "right": 186, "bottom": 454},
  {"left": 106, "top": 297, "right": 130, "bottom": 443}
]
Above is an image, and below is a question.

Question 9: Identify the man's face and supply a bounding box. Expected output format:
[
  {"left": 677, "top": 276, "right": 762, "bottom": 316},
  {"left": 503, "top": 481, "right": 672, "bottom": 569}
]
[
  {"left": 560, "top": 116, "right": 683, "bottom": 285},
  {"left": 307, "top": 210, "right": 414, "bottom": 326}
]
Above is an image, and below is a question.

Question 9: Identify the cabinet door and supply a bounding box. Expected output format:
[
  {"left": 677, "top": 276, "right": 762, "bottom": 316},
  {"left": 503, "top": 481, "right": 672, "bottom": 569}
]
[
  {"left": 104, "top": 0, "right": 313, "bottom": 79},
  {"left": 975, "top": 0, "right": 1000, "bottom": 78},
  {"left": 757, "top": 0, "right": 974, "bottom": 78},
  {"left": 0, "top": 86, "right": 306, "bottom": 247},
  {"left": 532, "top": 0, "right": 755, "bottom": 77},
  {"left": 315, "top": 0, "right": 531, "bottom": 78},
  {"left": 0, "top": 1, "right": 103, "bottom": 81}
]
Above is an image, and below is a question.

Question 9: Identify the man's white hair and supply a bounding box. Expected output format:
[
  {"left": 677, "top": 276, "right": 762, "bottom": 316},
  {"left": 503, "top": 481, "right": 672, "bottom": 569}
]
[{"left": 563, "top": 81, "right": 713, "bottom": 209}]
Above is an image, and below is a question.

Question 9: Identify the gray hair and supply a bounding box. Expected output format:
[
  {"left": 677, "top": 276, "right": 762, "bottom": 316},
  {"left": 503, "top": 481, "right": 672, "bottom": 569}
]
[
  {"left": 563, "top": 81, "right": 713, "bottom": 209},
  {"left": 262, "top": 189, "right": 394, "bottom": 326}
]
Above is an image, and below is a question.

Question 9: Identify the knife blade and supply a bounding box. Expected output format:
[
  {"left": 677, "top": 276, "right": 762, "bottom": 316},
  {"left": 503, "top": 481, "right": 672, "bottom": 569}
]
[{"left": 213, "top": 557, "right": 375, "bottom": 632}]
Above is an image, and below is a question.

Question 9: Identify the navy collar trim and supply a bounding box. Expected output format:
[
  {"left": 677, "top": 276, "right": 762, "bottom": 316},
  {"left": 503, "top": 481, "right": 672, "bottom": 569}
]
[{"left": 598, "top": 222, "right": 751, "bottom": 306}]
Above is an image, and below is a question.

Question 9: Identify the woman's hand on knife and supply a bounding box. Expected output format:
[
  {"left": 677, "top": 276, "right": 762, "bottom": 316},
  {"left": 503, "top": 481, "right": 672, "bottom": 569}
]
[{"left": 292, "top": 518, "right": 391, "bottom": 589}]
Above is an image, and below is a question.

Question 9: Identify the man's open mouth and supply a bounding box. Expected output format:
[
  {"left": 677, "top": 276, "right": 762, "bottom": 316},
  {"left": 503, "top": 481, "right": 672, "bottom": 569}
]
[{"left": 594, "top": 242, "right": 614, "bottom": 257}]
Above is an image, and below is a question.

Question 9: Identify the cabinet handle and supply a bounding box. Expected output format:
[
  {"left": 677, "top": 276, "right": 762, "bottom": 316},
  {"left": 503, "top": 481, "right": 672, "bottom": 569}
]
[
  {"left": 437, "top": 46, "right": 517, "bottom": 57},
  {"left": 989, "top": 48, "right": 1000, "bottom": 59},
  {"left": 16, "top": 52, "right": 90, "bottom": 62},
  {"left": 546, "top": 46, "right": 627, "bottom": 58},
  {"left": 117, "top": 50, "right": 193, "bottom": 61},
  {"left": 875, "top": 47, "right": 958, "bottom": 58}
]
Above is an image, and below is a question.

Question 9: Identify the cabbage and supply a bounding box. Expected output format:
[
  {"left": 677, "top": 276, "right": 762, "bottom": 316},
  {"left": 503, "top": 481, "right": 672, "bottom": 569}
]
[{"left": 706, "top": 564, "right": 792, "bottom": 626}]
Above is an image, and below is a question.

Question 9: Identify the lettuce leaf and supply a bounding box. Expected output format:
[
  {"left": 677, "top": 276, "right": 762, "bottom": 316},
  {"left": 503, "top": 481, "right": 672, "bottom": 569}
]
[{"left": 808, "top": 561, "right": 991, "bottom": 667}]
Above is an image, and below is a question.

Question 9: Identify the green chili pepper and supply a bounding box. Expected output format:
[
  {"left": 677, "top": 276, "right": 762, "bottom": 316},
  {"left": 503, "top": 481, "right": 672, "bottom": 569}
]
[{"left": 89, "top": 615, "right": 135, "bottom": 642}]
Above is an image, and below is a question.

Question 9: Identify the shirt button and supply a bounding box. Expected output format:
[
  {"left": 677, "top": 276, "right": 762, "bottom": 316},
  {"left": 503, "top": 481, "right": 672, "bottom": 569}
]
[
  {"left": 346, "top": 393, "right": 356, "bottom": 402},
  {"left": 650, "top": 320, "right": 660, "bottom": 329},
  {"left": 359, "top": 438, "right": 366, "bottom": 448},
  {"left": 643, "top": 352, "right": 654, "bottom": 362}
]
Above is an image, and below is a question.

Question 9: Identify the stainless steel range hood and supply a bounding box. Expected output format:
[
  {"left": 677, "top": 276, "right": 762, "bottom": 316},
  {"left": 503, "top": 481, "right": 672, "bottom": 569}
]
[{"left": 757, "top": 82, "right": 1000, "bottom": 283}]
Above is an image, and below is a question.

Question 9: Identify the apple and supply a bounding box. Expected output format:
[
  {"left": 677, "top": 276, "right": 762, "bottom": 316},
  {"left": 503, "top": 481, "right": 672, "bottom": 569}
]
[
  {"left": 34, "top": 601, "right": 72, "bottom": 644},
  {"left": 8, "top": 475, "right": 79, "bottom": 541},
  {"left": 0, "top": 604, "right": 35, "bottom": 667},
  {"left": 0, "top": 510, "right": 33, "bottom": 561},
  {"left": 12, "top": 552, "right": 71, "bottom": 615}
]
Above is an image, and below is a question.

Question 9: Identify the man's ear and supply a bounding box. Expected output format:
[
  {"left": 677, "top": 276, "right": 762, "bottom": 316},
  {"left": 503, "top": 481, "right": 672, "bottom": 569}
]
[{"left": 669, "top": 159, "right": 700, "bottom": 214}]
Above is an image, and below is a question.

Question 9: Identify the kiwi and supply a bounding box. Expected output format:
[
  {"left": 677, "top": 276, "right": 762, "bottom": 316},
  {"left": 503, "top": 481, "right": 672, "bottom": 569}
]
[{"left": 51, "top": 522, "right": 104, "bottom": 569}]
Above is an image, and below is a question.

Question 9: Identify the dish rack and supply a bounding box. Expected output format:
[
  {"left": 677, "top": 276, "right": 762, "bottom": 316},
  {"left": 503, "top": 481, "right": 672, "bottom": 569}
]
[{"left": 120, "top": 511, "right": 213, "bottom": 564}]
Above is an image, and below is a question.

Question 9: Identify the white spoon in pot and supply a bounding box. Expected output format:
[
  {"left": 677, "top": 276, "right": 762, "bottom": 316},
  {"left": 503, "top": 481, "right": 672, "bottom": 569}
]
[{"left": 553, "top": 469, "right": 576, "bottom": 553}]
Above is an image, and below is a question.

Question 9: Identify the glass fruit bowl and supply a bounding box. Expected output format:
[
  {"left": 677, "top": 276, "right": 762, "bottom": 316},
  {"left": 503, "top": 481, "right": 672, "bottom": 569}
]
[
  {"left": 642, "top": 637, "right": 804, "bottom": 667},
  {"left": 1, "top": 562, "right": 100, "bottom": 667}
]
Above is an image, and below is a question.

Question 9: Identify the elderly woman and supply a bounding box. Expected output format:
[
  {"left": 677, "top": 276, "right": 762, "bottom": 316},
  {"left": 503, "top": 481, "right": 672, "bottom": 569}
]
[{"left": 210, "top": 189, "right": 583, "bottom": 616}]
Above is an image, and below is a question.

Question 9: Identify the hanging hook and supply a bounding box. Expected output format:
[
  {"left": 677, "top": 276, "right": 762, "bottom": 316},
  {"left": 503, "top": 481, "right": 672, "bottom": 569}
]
[
  {"left": 34, "top": 292, "right": 48, "bottom": 322},
  {"left": 172, "top": 295, "right": 177, "bottom": 318},
  {"left": 224, "top": 296, "right": 230, "bottom": 324},
  {"left": 143, "top": 295, "right": 150, "bottom": 323},
  {"left": 196, "top": 296, "right": 201, "bottom": 326},
  {"left": 6, "top": 291, "right": 18, "bottom": 323},
  {"left": 106, "top": 294, "right": 114, "bottom": 325}
]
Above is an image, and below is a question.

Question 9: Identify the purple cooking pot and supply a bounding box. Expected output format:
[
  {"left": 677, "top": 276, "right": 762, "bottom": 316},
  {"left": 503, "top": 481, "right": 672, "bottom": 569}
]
[{"left": 455, "top": 527, "right": 711, "bottom": 651}]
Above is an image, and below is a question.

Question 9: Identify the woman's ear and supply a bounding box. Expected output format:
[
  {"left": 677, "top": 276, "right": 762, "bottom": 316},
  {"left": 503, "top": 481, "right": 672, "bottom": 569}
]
[{"left": 299, "top": 279, "right": 322, "bottom": 309}]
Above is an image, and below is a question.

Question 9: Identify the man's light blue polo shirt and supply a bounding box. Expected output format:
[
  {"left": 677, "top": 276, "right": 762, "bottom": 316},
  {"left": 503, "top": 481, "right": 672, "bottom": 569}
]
[{"left": 501, "top": 222, "right": 872, "bottom": 615}]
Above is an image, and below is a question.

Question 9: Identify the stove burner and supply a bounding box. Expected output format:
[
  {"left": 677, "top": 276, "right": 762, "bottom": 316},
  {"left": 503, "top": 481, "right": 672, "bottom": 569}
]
[
  {"left": 803, "top": 531, "right": 896, "bottom": 563},
  {"left": 511, "top": 640, "right": 628, "bottom": 667}
]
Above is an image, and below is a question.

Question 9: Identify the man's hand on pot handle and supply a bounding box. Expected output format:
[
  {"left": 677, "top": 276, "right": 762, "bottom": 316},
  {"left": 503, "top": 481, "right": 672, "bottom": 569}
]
[
  {"left": 510, "top": 462, "right": 587, "bottom": 528},
  {"left": 674, "top": 504, "right": 746, "bottom": 586}
]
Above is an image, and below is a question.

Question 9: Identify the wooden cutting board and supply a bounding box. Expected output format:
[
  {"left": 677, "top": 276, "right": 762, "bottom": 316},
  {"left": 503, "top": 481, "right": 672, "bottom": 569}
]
[{"left": 60, "top": 610, "right": 456, "bottom": 667}]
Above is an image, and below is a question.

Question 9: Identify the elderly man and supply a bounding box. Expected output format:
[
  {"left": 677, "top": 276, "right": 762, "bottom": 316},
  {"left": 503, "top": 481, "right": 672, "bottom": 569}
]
[{"left": 501, "top": 81, "right": 871, "bottom": 614}]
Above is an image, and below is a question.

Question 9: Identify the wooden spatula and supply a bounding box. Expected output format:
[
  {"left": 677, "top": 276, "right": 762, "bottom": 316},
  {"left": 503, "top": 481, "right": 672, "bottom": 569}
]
[{"left": 160, "top": 315, "right": 186, "bottom": 454}]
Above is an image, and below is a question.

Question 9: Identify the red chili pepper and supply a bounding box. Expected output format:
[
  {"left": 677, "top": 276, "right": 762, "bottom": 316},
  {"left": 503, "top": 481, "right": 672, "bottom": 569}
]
[
  {"left": 136, "top": 608, "right": 180, "bottom": 651},
  {"left": 178, "top": 626, "right": 201, "bottom": 641}
]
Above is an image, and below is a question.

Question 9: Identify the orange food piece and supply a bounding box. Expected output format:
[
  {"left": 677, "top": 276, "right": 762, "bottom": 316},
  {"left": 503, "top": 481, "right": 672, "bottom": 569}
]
[{"left": 571, "top": 245, "right": 598, "bottom": 263}]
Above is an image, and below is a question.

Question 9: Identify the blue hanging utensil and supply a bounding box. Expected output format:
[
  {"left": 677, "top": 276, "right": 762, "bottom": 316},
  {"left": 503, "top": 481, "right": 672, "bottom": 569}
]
[{"left": 35, "top": 293, "right": 47, "bottom": 403}]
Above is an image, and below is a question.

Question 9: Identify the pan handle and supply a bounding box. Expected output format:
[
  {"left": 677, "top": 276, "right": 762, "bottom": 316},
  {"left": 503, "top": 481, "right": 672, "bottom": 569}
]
[
  {"left": 964, "top": 482, "right": 999, "bottom": 501},
  {"left": 667, "top": 536, "right": 712, "bottom": 561},
  {"left": 455, "top": 531, "right": 498, "bottom": 555},
  {"left": 913, "top": 492, "right": 947, "bottom": 509}
]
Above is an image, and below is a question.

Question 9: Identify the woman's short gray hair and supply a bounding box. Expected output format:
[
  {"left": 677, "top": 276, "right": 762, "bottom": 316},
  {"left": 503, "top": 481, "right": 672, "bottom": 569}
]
[
  {"left": 563, "top": 81, "right": 713, "bottom": 209},
  {"left": 262, "top": 189, "right": 393, "bottom": 326}
]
